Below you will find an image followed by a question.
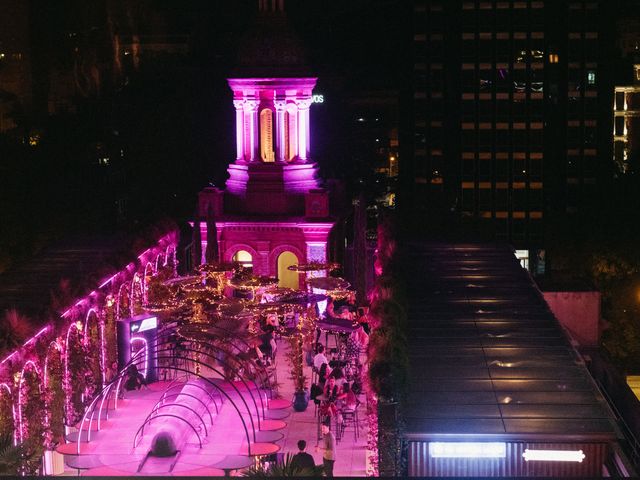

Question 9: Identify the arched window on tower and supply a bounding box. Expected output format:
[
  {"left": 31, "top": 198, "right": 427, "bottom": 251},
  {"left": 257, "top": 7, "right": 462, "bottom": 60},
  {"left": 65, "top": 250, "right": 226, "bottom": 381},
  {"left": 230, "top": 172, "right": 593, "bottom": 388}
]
[
  {"left": 233, "top": 250, "right": 253, "bottom": 270},
  {"left": 285, "top": 104, "right": 298, "bottom": 162},
  {"left": 260, "top": 108, "right": 275, "bottom": 162}
]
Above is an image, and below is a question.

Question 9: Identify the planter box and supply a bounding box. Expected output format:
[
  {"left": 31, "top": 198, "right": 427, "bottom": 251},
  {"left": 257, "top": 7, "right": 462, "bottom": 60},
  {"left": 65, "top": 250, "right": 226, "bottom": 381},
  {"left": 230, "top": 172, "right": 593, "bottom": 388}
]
[{"left": 43, "top": 450, "right": 65, "bottom": 475}]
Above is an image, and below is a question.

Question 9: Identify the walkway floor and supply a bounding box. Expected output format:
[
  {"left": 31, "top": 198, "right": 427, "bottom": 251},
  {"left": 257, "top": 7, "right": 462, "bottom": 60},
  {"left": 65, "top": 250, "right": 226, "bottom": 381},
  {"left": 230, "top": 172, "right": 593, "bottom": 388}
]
[{"left": 58, "top": 337, "right": 368, "bottom": 476}]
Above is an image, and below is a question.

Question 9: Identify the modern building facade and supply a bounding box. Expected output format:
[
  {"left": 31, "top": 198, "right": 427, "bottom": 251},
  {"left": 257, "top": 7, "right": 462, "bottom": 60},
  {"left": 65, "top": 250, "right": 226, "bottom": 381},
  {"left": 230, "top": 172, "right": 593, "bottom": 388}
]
[{"left": 408, "top": 0, "right": 614, "bottom": 249}]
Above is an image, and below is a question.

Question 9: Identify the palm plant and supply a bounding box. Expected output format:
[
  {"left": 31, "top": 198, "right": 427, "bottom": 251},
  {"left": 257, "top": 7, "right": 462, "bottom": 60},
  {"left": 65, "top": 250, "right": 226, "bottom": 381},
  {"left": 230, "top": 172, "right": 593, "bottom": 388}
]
[
  {"left": 0, "top": 434, "right": 40, "bottom": 476},
  {"left": 0, "top": 309, "right": 33, "bottom": 353}
]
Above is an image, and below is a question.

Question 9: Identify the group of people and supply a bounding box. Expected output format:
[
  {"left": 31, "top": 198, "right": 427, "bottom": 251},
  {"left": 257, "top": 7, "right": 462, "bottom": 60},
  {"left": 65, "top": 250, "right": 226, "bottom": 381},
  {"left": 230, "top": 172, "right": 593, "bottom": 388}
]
[
  {"left": 311, "top": 344, "right": 359, "bottom": 432},
  {"left": 290, "top": 425, "right": 336, "bottom": 477}
]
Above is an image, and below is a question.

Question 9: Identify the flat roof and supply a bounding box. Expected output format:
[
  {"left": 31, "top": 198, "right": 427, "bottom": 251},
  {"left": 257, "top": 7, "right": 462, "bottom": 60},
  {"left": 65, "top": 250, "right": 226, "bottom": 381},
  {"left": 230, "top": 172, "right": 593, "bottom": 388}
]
[{"left": 401, "top": 242, "right": 619, "bottom": 442}]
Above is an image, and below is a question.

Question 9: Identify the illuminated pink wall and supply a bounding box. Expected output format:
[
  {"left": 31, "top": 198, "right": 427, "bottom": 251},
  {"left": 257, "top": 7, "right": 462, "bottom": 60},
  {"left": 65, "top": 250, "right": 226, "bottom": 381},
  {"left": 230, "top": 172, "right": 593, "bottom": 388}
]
[{"left": 0, "top": 230, "right": 179, "bottom": 446}]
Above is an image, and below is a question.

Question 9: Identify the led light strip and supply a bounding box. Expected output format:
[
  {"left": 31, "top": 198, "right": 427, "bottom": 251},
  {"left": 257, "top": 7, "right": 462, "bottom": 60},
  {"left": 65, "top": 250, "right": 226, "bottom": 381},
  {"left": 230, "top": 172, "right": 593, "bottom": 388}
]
[
  {"left": 523, "top": 449, "right": 585, "bottom": 463},
  {"left": 130, "top": 337, "right": 148, "bottom": 378},
  {"left": 429, "top": 442, "right": 507, "bottom": 458}
]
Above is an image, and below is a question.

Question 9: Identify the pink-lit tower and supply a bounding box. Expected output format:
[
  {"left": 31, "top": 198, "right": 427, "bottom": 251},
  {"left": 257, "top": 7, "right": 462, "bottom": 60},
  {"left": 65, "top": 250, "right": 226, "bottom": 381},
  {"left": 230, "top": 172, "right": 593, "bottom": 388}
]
[{"left": 196, "top": 1, "right": 334, "bottom": 289}]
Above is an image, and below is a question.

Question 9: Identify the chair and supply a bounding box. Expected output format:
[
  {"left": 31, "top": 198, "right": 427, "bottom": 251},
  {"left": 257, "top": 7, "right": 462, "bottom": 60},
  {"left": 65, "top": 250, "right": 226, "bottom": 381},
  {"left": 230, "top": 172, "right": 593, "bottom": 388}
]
[{"left": 340, "top": 401, "right": 360, "bottom": 441}]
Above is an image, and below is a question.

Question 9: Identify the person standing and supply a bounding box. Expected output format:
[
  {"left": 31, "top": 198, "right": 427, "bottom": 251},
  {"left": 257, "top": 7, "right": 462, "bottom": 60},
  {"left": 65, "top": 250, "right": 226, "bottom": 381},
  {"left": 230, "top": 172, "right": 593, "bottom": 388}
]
[
  {"left": 316, "top": 421, "right": 336, "bottom": 477},
  {"left": 290, "top": 440, "right": 315, "bottom": 471}
]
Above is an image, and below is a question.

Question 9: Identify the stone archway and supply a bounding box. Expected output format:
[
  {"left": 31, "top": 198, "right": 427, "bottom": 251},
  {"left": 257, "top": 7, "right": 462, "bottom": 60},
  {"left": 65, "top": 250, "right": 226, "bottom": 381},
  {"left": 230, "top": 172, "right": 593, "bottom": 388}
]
[
  {"left": 268, "top": 244, "right": 305, "bottom": 280},
  {"left": 224, "top": 244, "right": 259, "bottom": 272}
]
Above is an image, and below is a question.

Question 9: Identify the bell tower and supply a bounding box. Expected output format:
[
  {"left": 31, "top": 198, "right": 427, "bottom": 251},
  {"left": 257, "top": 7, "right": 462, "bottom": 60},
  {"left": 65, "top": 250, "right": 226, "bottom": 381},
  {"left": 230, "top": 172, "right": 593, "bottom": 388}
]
[{"left": 195, "top": 1, "right": 335, "bottom": 277}]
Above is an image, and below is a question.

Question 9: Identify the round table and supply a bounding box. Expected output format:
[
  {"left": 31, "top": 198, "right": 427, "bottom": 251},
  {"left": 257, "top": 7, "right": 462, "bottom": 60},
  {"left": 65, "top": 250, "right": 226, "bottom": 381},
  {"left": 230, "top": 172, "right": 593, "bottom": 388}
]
[
  {"left": 261, "top": 409, "right": 290, "bottom": 420},
  {"left": 267, "top": 398, "right": 292, "bottom": 410},
  {"left": 259, "top": 419, "right": 287, "bottom": 431},
  {"left": 82, "top": 466, "right": 130, "bottom": 476},
  {"left": 178, "top": 467, "right": 226, "bottom": 476},
  {"left": 212, "top": 455, "right": 254, "bottom": 477},
  {"left": 56, "top": 442, "right": 97, "bottom": 455},
  {"left": 254, "top": 430, "right": 284, "bottom": 443},
  {"left": 65, "top": 454, "right": 103, "bottom": 470},
  {"left": 241, "top": 442, "right": 280, "bottom": 457}
]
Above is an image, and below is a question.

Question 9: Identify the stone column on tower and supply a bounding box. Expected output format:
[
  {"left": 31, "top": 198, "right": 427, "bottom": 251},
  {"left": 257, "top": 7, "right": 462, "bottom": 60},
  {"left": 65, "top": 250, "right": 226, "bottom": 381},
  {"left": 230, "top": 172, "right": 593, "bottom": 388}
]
[
  {"left": 244, "top": 99, "right": 260, "bottom": 162},
  {"left": 296, "top": 98, "right": 313, "bottom": 162},
  {"left": 274, "top": 98, "right": 287, "bottom": 163},
  {"left": 233, "top": 99, "right": 245, "bottom": 162}
]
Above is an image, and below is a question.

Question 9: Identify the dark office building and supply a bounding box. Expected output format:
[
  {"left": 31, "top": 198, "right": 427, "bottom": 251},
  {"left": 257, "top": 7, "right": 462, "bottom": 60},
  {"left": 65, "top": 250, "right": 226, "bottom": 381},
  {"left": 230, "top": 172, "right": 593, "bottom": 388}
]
[{"left": 407, "top": 0, "right": 615, "bottom": 250}]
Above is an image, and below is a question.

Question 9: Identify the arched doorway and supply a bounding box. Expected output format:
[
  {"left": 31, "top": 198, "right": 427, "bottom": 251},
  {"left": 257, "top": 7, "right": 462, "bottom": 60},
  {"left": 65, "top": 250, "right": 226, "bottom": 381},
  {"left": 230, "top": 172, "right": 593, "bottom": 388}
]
[
  {"left": 233, "top": 250, "right": 253, "bottom": 270},
  {"left": 277, "top": 251, "right": 299, "bottom": 290}
]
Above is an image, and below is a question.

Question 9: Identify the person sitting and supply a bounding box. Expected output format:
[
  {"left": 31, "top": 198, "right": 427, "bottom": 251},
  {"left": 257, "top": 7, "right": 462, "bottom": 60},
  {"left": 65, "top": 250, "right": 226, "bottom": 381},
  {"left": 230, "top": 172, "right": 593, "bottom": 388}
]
[
  {"left": 334, "top": 291, "right": 357, "bottom": 315},
  {"left": 338, "top": 382, "right": 357, "bottom": 410},
  {"left": 318, "top": 362, "right": 330, "bottom": 386},
  {"left": 323, "top": 377, "right": 340, "bottom": 403},
  {"left": 290, "top": 440, "right": 315, "bottom": 471},
  {"left": 313, "top": 344, "right": 329, "bottom": 371},
  {"left": 124, "top": 364, "right": 147, "bottom": 391},
  {"left": 328, "top": 366, "right": 346, "bottom": 387},
  {"left": 320, "top": 377, "right": 340, "bottom": 418},
  {"left": 326, "top": 297, "right": 352, "bottom": 320}
]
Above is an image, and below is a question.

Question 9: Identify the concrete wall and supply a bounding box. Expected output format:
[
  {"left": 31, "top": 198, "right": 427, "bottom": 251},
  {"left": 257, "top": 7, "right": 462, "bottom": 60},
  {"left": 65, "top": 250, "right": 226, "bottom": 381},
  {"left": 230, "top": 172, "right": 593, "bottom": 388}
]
[{"left": 543, "top": 291, "right": 601, "bottom": 347}]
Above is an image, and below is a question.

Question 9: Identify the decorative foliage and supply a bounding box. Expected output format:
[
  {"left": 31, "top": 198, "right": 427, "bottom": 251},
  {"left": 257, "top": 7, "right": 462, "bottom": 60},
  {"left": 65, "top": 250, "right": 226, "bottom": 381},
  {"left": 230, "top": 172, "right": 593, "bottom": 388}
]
[
  {"left": 85, "top": 312, "right": 103, "bottom": 396},
  {"left": 146, "top": 266, "right": 174, "bottom": 305},
  {"left": 44, "top": 347, "right": 65, "bottom": 450},
  {"left": 64, "top": 325, "right": 89, "bottom": 426},
  {"left": 19, "top": 367, "right": 45, "bottom": 472},
  {"left": 0, "top": 310, "right": 34, "bottom": 353},
  {"left": 366, "top": 391, "right": 379, "bottom": 477},
  {"left": 103, "top": 296, "right": 117, "bottom": 374},
  {"left": 0, "top": 433, "right": 39, "bottom": 476},
  {"left": 286, "top": 332, "right": 307, "bottom": 392},
  {"left": 0, "top": 389, "right": 14, "bottom": 441}
]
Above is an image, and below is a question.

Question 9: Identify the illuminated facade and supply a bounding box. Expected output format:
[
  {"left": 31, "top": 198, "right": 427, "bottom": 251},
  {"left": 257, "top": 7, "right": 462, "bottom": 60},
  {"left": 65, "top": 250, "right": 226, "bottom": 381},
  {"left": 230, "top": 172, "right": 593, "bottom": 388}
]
[
  {"left": 195, "top": 4, "right": 334, "bottom": 286},
  {"left": 613, "top": 65, "right": 640, "bottom": 174}
]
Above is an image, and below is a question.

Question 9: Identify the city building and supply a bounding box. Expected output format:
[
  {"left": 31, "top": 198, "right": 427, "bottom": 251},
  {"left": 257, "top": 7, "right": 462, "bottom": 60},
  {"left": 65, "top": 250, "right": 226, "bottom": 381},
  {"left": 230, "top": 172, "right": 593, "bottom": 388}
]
[{"left": 407, "top": 0, "right": 615, "bottom": 253}]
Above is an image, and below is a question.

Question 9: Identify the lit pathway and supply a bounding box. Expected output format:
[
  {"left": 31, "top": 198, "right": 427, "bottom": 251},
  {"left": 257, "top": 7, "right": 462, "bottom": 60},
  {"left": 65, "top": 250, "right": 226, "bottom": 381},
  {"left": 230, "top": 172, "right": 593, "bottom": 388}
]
[
  {"left": 58, "top": 337, "right": 368, "bottom": 476},
  {"left": 272, "top": 338, "right": 368, "bottom": 476}
]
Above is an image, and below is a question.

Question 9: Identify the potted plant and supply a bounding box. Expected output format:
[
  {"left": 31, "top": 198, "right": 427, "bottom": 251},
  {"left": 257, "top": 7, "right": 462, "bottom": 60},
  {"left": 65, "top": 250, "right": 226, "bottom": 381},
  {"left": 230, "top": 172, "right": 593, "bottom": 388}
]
[{"left": 286, "top": 332, "right": 309, "bottom": 411}]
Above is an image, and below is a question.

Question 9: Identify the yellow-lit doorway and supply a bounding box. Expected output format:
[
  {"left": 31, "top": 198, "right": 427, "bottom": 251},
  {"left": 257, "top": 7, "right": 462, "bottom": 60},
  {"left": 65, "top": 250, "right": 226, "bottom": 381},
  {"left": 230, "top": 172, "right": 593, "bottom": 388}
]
[{"left": 277, "top": 251, "right": 299, "bottom": 290}]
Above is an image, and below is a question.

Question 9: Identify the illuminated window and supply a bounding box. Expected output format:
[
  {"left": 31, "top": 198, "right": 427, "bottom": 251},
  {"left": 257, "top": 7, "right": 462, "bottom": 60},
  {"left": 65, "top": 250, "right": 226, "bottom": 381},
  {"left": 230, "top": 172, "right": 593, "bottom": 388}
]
[
  {"left": 285, "top": 104, "right": 298, "bottom": 162},
  {"left": 260, "top": 108, "right": 274, "bottom": 162},
  {"left": 548, "top": 53, "right": 559, "bottom": 63},
  {"left": 233, "top": 250, "right": 253, "bottom": 269},
  {"left": 587, "top": 71, "right": 596, "bottom": 85}
]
